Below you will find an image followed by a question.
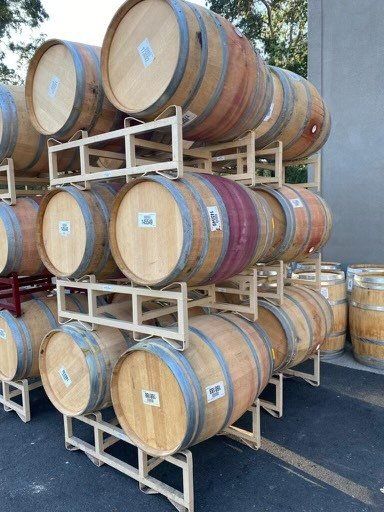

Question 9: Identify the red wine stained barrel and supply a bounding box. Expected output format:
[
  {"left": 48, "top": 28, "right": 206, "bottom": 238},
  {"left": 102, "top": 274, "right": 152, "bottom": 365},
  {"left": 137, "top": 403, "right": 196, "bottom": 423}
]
[
  {"left": 101, "top": 0, "right": 273, "bottom": 143},
  {"left": 253, "top": 66, "right": 331, "bottom": 160},
  {"left": 255, "top": 184, "right": 332, "bottom": 262},
  {"left": 109, "top": 172, "right": 274, "bottom": 287}
]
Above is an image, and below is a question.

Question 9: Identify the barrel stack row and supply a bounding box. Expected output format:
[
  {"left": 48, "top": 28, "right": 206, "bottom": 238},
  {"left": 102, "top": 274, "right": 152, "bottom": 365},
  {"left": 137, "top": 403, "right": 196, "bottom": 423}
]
[{"left": 0, "top": 0, "right": 337, "bottom": 474}]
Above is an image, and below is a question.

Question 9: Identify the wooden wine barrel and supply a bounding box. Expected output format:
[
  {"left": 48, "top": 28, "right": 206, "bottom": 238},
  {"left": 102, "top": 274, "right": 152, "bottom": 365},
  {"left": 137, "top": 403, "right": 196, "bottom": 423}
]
[
  {"left": 349, "top": 273, "right": 384, "bottom": 369},
  {"left": 39, "top": 302, "right": 134, "bottom": 416},
  {"left": 37, "top": 182, "right": 122, "bottom": 278},
  {"left": 110, "top": 172, "right": 273, "bottom": 287},
  {"left": 111, "top": 313, "right": 273, "bottom": 456},
  {"left": 25, "top": 39, "right": 124, "bottom": 140},
  {"left": 257, "top": 285, "right": 330, "bottom": 372},
  {"left": 0, "top": 294, "right": 86, "bottom": 382},
  {"left": 0, "top": 83, "right": 48, "bottom": 175},
  {"left": 254, "top": 184, "right": 332, "bottom": 263},
  {"left": 0, "top": 197, "right": 47, "bottom": 277},
  {"left": 253, "top": 67, "right": 331, "bottom": 160},
  {"left": 292, "top": 271, "right": 346, "bottom": 358},
  {"left": 101, "top": 0, "right": 273, "bottom": 143},
  {"left": 346, "top": 264, "right": 384, "bottom": 298}
]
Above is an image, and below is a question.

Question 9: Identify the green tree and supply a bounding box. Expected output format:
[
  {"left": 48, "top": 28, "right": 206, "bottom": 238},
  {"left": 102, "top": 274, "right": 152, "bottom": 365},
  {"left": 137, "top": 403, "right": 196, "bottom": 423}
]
[
  {"left": 207, "top": 0, "right": 307, "bottom": 76},
  {"left": 0, "top": 0, "right": 48, "bottom": 84}
]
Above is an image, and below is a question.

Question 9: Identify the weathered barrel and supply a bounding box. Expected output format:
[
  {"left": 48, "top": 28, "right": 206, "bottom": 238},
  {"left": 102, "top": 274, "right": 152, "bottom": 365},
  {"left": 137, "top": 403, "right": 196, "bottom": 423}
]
[
  {"left": 253, "top": 66, "right": 331, "bottom": 160},
  {"left": 0, "top": 197, "right": 47, "bottom": 277},
  {"left": 255, "top": 184, "right": 332, "bottom": 263},
  {"left": 292, "top": 271, "right": 346, "bottom": 359},
  {"left": 257, "top": 285, "right": 331, "bottom": 372},
  {"left": 346, "top": 264, "right": 384, "bottom": 298},
  {"left": 37, "top": 182, "right": 122, "bottom": 278},
  {"left": 111, "top": 313, "right": 273, "bottom": 456},
  {"left": 110, "top": 172, "right": 274, "bottom": 287},
  {"left": 101, "top": 0, "right": 273, "bottom": 143},
  {"left": 0, "top": 83, "right": 48, "bottom": 175},
  {"left": 349, "top": 273, "right": 384, "bottom": 369},
  {"left": 25, "top": 39, "right": 124, "bottom": 140},
  {"left": 0, "top": 294, "right": 86, "bottom": 382},
  {"left": 39, "top": 302, "right": 134, "bottom": 416}
]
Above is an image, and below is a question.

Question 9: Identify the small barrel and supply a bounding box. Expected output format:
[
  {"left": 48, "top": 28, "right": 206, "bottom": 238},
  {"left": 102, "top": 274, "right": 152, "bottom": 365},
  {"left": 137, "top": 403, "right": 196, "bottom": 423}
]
[
  {"left": 0, "top": 294, "right": 86, "bottom": 382},
  {"left": 111, "top": 313, "right": 273, "bottom": 456},
  {"left": 39, "top": 302, "right": 134, "bottom": 416},
  {"left": 25, "top": 39, "right": 124, "bottom": 140},
  {"left": 346, "top": 264, "right": 384, "bottom": 299},
  {"left": 0, "top": 197, "right": 47, "bottom": 277},
  {"left": 255, "top": 184, "right": 332, "bottom": 263},
  {"left": 292, "top": 271, "right": 346, "bottom": 359},
  {"left": 110, "top": 172, "right": 274, "bottom": 287},
  {"left": 0, "top": 83, "right": 48, "bottom": 175},
  {"left": 101, "top": 0, "right": 273, "bottom": 143},
  {"left": 349, "top": 273, "right": 384, "bottom": 369},
  {"left": 257, "top": 285, "right": 331, "bottom": 372},
  {"left": 252, "top": 67, "right": 331, "bottom": 160},
  {"left": 37, "top": 183, "right": 122, "bottom": 278}
]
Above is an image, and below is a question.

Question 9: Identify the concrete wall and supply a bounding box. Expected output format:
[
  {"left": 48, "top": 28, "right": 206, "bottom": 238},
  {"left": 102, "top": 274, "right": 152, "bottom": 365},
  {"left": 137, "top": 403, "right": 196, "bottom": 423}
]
[{"left": 308, "top": 0, "right": 384, "bottom": 266}]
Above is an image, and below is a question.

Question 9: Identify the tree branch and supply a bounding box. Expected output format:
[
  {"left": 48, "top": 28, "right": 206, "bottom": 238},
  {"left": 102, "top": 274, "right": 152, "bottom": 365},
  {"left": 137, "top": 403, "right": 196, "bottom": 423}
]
[{"left": 260, "top": 0, "right": 274, "bottom": 36}]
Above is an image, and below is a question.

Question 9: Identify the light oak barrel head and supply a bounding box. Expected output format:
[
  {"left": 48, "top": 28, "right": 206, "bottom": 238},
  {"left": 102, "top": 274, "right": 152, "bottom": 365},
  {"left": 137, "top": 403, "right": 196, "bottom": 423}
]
[
  {"left": 38, "top": 189, "right": 87, "bottom": 276},
  {"left": 39, "top": 329, "right": 91, "bottom": 416},
  {"left": 346, "top": 264, "right": 384, "bottom": 298}
]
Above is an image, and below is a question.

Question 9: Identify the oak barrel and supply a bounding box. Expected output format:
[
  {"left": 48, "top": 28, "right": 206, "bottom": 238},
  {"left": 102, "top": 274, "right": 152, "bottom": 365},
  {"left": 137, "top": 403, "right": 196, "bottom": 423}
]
[
  {"left": 26, "top": 39, "right": 124, "bottom": 139},
  {"left": 110, "top": 172, "right": 274, "bottom": 287},
  {"left": 111, "top": 313, "right": 273, "bottom": 456},
  {"left": 349, "top": 273, "right": 384, "bottom": 369},
  {"left": 257, "top": 285, "right": 331, "bottom": 372},
  {"left": 346, "top": 264, "right": 384, "bottom": 298},
  {"left": 255, "top": 184, "right": 332, "bottom": 263},
  {"left": 0, "top": 294, "right": 86, "bottom": 382},
  {"left": 252, "top": 67, "right": 331, "bottom": 160},
  {"left": 0, "top": 83, "right": 48, "bottom": 175},
  {"left": 292, "top": 271, "right": 346, "bottom": 359},
  {"left": 101, "top": 0, "right": 273, "bottom": 143},
  {"left": 37, "top": 182, "right": 122, "bottom": 278},
  {"left": 0, "top": 197, "right": 47, "bottom": 277},
  {"left": 39, "top": 302, "right": 134, "bottom": 416}
]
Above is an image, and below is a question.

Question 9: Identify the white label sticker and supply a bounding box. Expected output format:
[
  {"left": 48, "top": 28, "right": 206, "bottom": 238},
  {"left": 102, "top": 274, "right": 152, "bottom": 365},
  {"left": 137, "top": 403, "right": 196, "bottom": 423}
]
[
  {"left": 138, "top": 213, "right": 156, "bottom": 228},
  {"left": 207, "top": 206, "right": 222, "bottom": 231},
  {"left": 142, "top": 389, "right": 160, "bottom": 407},
  {"left": 263, "top": 102, "right": 274, "bottom": 122},
  {"left": 0, "top": 329, "right": 6, "bottom": 340},
  {"left": 321, "top": 286, "right": 329, "bottom": 299},
  {"left": 290, "top": 198, "right": 303, "bottom": 208},
  {"left": 137, "top": 38, "right": 155, "bottom": 68},
  {"left": 347, "top": 277, "right": 353, "bottom": 291},
  {"left": 216, "top": 155, "right": 226, "bottom": 161},
  {"left": 206, "top": 381, "right": 225, "bottom": 403},
  {"left": 48, "top": 76, "right": 60, "bottom": 98},
  {"left": 102, "top": 285, "right": 113, "bottom": 292},
  {"left": 59, "top": 221, "right": 71, "bottom": 237},
  {"left": 59, "top": 367, "right": 72, "bottom": 388},
  {"left": 182, "top": 110, "right": 197, "bottom": 124}
]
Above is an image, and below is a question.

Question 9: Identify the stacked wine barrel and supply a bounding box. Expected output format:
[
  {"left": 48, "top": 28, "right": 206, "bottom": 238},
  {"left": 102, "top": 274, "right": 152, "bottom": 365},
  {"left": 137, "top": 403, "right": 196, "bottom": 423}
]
[{"left": 0, "top": 0, "right": 338, "bottom": 474}]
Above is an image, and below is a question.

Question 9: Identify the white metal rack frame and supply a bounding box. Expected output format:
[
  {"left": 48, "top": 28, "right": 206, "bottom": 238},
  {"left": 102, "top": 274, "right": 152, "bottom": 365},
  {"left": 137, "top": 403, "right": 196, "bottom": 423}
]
[
  {"left": 0, "top": 378, "right": 43, "bottom": 423},
  {"left": 56, "top": 271, "right": 258, "bottom": 351},
  {"left": 48, "top": 106, "right": 210, "bottom": 188},
  {"left": 64, "top": 411, "right": 194, "bottom": 512},
  {"left": 0, "top": 158, "right": 49, "bottom": 205}
]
